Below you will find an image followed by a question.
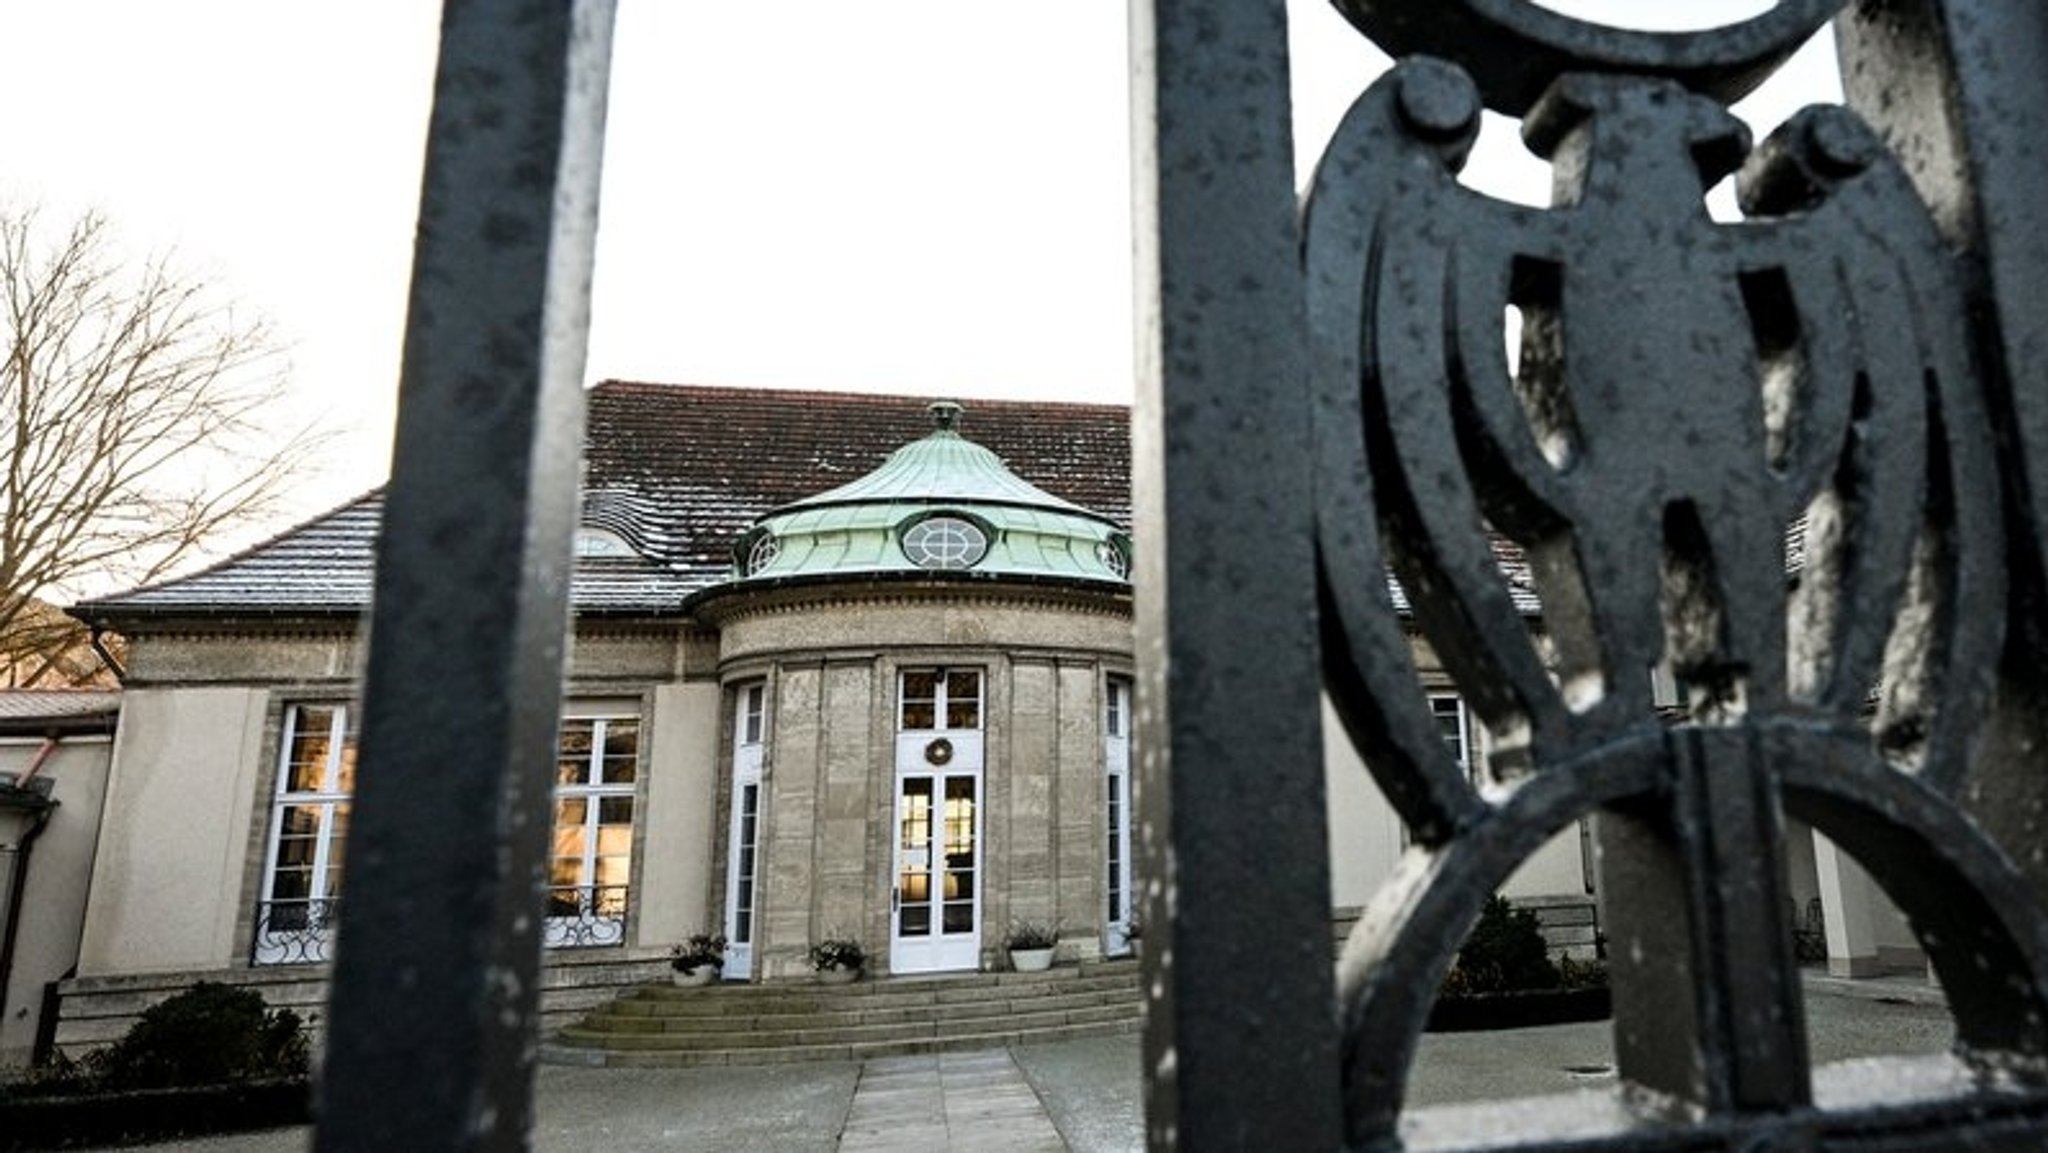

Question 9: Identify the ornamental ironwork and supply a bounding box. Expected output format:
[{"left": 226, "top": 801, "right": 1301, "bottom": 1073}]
[
  {"left": 252, "top": 897, "right": 341, "bottom": 966},
  {"left": 1299, "top": 1, "right": 2048, "bottom": 1149}
]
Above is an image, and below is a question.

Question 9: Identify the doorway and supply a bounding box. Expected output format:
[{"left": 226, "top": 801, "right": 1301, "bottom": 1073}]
[{"left": 890, "top": 668, "right": 983, "bottom": 973}]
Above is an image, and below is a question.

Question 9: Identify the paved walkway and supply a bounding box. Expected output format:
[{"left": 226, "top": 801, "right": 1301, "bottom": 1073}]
[
  {"left": 839, "top": 1050, "right": 1066, "bottom": 1152},
  {"left": 124, "top": 974, "right": 1950, "bottom": 1152}
]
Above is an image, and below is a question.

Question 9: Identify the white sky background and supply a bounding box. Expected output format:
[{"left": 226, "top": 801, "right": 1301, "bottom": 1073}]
[{"left": 0, "top": 1, "right": 1839, "bottom": 537}]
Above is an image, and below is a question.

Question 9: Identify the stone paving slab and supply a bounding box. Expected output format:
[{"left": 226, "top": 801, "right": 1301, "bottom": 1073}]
[{"left": 839, "top": 1049, "right": 1066, "bottom": 1152}]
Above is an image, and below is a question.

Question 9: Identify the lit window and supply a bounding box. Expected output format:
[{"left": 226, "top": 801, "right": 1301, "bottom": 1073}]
[
  {"left": 901, "top": 515, "right": 988, "bottom": 570},
  {"left": 900, "top": 667, "right": 982, "bottom": 731},
  {"left": 253, "top": 703, "right": 640, "bottom": 964},
  {"left": 253, "top": 704, "right": 354, "bottom": 965},
  {"left": 547, "top": 715, "right": 639, "bottom": 947}
]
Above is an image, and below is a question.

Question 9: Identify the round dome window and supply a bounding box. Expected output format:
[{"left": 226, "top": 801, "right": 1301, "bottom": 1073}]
[
  {"left": 901, "top": 516, "right": 989, "bottom": 570},
  {"left": 745, "top": 532, "right": 781, "bottom": 576}
]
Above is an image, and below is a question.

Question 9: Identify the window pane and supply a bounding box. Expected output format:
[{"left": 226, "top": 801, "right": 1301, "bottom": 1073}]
[
  {"left": 902, "top": 671, "right": 937, "bottom": 729},
  {"left": 942, "top": 901, "right": 974, "bottom": 933},
  {"left": 946, "top": 670, "right": 981, "bottom": 729},
  {"left": 600, "top": 721, "right": 639, "bottom": 784},
  {"left": 550, "top": 857, "right": 584, "bottom": 889},
  {"left": 595, "top": 824, "right": 632, "bottom": 858},
  {"left": 557, "top": 719, "right": 594, "bottom": 785},
  {"left": 742, "top": 684, "right": 765, "bottom": 744},
  {"left": 285, "top": 707, "right": 339, "bottom": 793},
  {"left": 1432, "top": 697, "right": 1466, "bottom": 765},
  {"left": 335, "top": 739, "right": 358, "bottom": 794}
]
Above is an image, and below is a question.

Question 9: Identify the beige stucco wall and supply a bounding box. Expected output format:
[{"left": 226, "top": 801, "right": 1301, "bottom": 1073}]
[
  {"left": 632, "top": 681, "right": 720, "bottom": 948},
  {"left": 1323, "top": 623, "right": 1593, "bottom": 919},
  {"left": 0, "top": 733, "right": 113, "bottom": 1067},
  {"left": 77, "top": 687, "right": 268, "bottom": 975}
]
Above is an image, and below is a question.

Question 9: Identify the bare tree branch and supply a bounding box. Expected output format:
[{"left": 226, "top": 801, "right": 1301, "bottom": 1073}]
[{"left": 0, "top": 207, "right": 326, "bottom": 676}]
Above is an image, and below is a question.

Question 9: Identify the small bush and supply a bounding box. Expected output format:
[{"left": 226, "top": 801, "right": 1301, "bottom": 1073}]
[
  {"left": 1444, "top": 895, "right": 1560, "bottom": 996},
  {"left": 1556, "top": 952, "right": 1608, "bottom": 991},
  {"left": 91, "top": 982, "right": 308, "bottom": 1091}
]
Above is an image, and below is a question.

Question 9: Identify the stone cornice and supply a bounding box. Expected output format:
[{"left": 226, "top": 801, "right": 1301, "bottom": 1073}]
[{"left": 690, "top": 578, "right": 1132, "bottom": 630}]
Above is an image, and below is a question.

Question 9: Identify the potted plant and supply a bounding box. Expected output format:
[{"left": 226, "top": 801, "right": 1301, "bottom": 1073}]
[
  {"left": 1006, "top": 920, "right": 1059, "bottom": 972},
  {"left": 807, "top": 936, "right": 865, "bottom": 983},
  {"left": 670, "top": 932, "right": 726, "bottom": 987}
]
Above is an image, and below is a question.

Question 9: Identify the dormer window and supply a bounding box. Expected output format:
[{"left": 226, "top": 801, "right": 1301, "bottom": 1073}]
[
  {"left": 901, "top": 514, "right": 988, "bottom": 570},
  {"left": 574, "top": 528, "right": 635, "bottom": 558}
]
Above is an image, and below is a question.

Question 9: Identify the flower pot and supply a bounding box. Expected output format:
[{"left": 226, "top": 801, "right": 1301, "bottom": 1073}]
[
  {"left": 817, "top": 964, "right": 861, "bottom": 984},
  {"left": 1011, "top": 947, "right": 1054, "bottom": 973},
  {"left": 671, "top": 964, "right": 719, "bottom": 987}
]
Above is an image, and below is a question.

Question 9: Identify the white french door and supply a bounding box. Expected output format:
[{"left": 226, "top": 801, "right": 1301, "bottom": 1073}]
[
  {"left": 724, "top": 682, "right": 766, "bottom": 979},
  {"left": 891, "top": 668, "right": 983, "bottom": 973},
  {"left": 1104, "top": 677, "right": 1135, "bottom": 955}
]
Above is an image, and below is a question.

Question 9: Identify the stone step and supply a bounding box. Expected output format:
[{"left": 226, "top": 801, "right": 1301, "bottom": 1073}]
[
  {"left": 597, "top": 978, "right": 1140, "bottom": 1020},
  {"left": 545, "top": 1016, "right": 1145, "bottom": 1069},
  {"left": 605, "top": 966, "right": 1140, "bottom": 1018},
  {"left": 561, "top": 1000, "right": 1141, "bottom": 1051},
  {"left": 548, "top": 959, "right": 1144, "bottom": 1067},
  {"left": 580, "top": 987, "right": 1142, "bottom": 1036}
]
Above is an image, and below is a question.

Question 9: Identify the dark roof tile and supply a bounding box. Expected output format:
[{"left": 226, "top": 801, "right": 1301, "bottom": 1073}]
[{"left": 77, "top": 383, "right": 1131, "bottom": 621}]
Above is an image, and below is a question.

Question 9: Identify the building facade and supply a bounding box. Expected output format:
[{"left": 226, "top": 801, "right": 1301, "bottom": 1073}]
[{"left": 41, "top": 382, "right": 1622, "bottom": 1053}]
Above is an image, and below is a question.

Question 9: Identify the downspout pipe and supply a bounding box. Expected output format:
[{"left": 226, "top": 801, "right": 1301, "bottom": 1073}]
[{"left": 88, "top": 626, "right": 125, "bottom": 685}]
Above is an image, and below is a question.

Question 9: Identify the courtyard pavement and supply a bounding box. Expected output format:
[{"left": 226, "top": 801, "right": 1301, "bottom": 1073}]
[{"left": 132, "top": 973, "right": 1951, "bottom": 1152}]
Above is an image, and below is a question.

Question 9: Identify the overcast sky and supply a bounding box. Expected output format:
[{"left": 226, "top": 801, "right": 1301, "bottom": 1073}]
[{"left": 0, "top": 2, "right": 1836, "bottom": 526}]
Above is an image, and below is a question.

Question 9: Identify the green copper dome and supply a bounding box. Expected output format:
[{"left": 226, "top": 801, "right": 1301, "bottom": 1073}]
[{"left": 727, "top": 401, "right": 1130, "bottom": 587}]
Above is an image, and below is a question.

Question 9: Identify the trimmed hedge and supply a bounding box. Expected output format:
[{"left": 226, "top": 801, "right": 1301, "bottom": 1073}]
[
  {"left": 0, "top": 982, "right": 313, "bottom": 1149},
  {"left": 0, "top": 1079, "right": 309, "bottom": 1151}
]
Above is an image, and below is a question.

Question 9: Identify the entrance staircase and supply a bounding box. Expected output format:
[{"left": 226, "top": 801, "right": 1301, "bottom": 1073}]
[{"left": 545, "top": 957, "right": 1143, "bottom": 1067}]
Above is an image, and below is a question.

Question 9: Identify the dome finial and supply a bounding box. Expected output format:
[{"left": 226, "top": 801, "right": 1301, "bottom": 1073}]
[{"left": 928, "top": 400, "right": 964, "bottom": 432}]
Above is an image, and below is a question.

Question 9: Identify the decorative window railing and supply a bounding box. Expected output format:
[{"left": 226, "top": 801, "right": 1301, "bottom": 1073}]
[
  {"left": 252, "top": 885, "right": 628, "bottom": 967},
  {"left": 251, "top": 897, "right": 341, "bottom": 967}
]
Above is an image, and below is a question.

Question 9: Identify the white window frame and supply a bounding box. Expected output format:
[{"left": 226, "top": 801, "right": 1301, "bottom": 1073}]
[
  {"left": 1105, "top": 676, "right": 1136, "bottom": 956},
  {"left": 253, "top": 701, "right": 643, "bottom": 964},
  {"left": 724, "top": 681, "right": 767, "bottom": 979},
  {"left": 1431, "top": 694, "right": 1473, "bottom": 781},
  {"left": 253, "top": 704, "right": 353, "bottom": 965},
  {"left": 546, "top": 711, "right": 640, "bottom": 948}
]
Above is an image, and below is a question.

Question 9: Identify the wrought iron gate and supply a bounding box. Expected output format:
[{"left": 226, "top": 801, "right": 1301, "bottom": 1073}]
[{"left": 315, "top": 1, "right": 2048, "bottom": 1150}]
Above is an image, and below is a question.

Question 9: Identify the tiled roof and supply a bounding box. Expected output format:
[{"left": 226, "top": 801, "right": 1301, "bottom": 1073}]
[{"left": 75, "top": 383, "right": 1133, "bottom": 622}]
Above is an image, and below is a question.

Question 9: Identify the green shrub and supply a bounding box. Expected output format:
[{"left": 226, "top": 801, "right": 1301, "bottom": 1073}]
[
  {"left": 1444, "top": 895, "right": 1561, "bottom": 996},
  {"left": 90, "top": 982, "right": 309, "bottom": 1091}
]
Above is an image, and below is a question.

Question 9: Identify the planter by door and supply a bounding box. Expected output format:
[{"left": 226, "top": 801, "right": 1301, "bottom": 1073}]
[
  {"left": 671, "top": 965, "right": 718, "bottom": 987},
  {"left": 818, "top": 964, "right": 861, "bottom": 985},
  {"left": 1011, "top": 947, "right": 1054, "bottom": 972}
]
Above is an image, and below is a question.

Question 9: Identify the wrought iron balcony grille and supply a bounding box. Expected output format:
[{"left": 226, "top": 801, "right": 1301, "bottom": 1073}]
[
  {"left": 312, "top": 1, "right": 2048, "bottom": 1150},
  {"left": 540, "top": 884, "right": 628, "bottom": 949},
  {"left": 251, "top": 898, "right": 340, "bottom": 967},
  {"left": 252, "top": 886, "right": 625, "bottom": 968}
]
